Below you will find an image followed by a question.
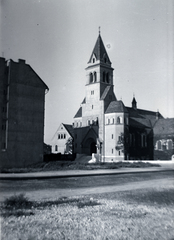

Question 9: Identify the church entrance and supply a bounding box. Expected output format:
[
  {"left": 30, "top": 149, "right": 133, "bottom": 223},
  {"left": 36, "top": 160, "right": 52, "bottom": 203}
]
[{"left": 90, "top": 142, "right": 97, "bottom": 155}]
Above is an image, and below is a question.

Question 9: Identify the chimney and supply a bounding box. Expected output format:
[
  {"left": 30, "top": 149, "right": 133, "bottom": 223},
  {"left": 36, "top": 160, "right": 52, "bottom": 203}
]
[{"left": 156, "top": 110, "right": 159, "bottom": 120}]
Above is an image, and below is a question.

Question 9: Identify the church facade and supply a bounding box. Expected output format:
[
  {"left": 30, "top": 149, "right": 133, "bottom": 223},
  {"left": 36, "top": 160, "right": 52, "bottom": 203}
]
[{"left": 72, "top": 33, "right": 174, "bottom": 161}]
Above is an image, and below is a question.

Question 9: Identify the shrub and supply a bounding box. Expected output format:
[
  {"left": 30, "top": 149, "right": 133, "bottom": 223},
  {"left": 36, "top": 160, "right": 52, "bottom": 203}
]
[{"left": 4, "top": 193, "right": 32, "bottom": 209}]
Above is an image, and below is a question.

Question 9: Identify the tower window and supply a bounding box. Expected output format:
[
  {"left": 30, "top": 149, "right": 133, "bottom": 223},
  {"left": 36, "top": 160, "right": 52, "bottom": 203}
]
[
  {"left": 103, "top": 72, "right": 106, "bottom": 82},
  {"left": 106, "top": 72, "right": 109, "bottom": 83},
  {"left": 89, "top": 73, "right": 93, "bottom": 83},
  {"left": 94, "top": 72, "right": 97, "bottom": 82}
]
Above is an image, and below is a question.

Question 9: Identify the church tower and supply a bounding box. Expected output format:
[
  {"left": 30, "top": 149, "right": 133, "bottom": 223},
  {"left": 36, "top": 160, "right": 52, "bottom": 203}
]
[{"left": 74, "top": 31, "right": 117, "bottom": 157}]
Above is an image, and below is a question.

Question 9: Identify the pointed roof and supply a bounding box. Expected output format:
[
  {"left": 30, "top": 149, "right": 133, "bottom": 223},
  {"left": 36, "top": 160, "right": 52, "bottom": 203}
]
[
  {"left": 105, "top": 101, "right": 128, "bottom": 114},
  {"left": 74, "top": 106, "right": 82, "bottom": 118},
  {"left": 88, "top": 34, "right": 111, "bottom": 64},
  {"left": 153, "top": 118, "right": 174, "bottom": 137},
  {"left": 63, "top": 124, "right": 74, "bottom": 138},
  {"left": 132, "top": 97, "right": 137, "bottom": 104}
]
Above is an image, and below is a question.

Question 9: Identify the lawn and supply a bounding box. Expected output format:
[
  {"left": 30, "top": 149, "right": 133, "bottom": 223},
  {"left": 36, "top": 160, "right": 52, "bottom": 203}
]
[
  {"left": 1, "top": 160, "right": 160, "bottom": 173},
  {"left": 1, "top": 188, "right": 174, "bottom": 240}
]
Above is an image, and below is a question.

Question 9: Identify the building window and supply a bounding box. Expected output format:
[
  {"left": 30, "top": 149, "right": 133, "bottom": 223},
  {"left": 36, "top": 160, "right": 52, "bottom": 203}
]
[
  {"left": 64, "top": 134, "right": 66, "bottom": 139},
  {"left": 112, "top": 134, "right": 114, "bottom": 139},
  {"left": 119, "top": 151, "right": 120, "bottom": 156},
  {"left": 106, "top": 72, "right": 109, "bottom": 83},
  {"left": 117, "top": 117, "right": 120, "bottom": 124},
  {"left": 91, "top": 90, "right": 94, "bottom": 95},
  {"left": 2, "top": 142, "right": 6, "bottom": 150},
  {"left": 90, "top": 73, "right": 93, "bottom": 83},
  {"left": 93, "top": 58, "right": 95, "bottom": 63},
  {"left": 112, "top": 118, "right": 114, "bottom": 124},
  {"left": 157, "top": 140, "right": 162, "bottom": 150},
  {"left": 92, "top": 105, "right": 93, "bottom": 109},
  {"left": 112, "top": 149, "right": 114, "bottom": 154},
  {"left": 142, "top": 135, "right": 146, "bottom": 147},
  {"left": 94, "top": 72, "right": 97, "bottom": 82},
  {"left": 87, "top": 120, "right": 90, "bottom": 126},
  {"left": 55, "top": 145, "right": 58, "bottom": 151},
  {"left": 58, "top": 134, "right": 60, "bottom": 139},
  {"left": 103, "top": 72, "right": 106, "bottom": 82},
  {"left": 167, "top": 140, "right": 173, "bottom": 150}
]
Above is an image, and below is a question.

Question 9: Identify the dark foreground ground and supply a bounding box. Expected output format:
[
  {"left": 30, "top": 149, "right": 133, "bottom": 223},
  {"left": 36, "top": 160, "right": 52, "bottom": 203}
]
[{"left": 1, "top": 171, "right": 174, "bottom": 239}]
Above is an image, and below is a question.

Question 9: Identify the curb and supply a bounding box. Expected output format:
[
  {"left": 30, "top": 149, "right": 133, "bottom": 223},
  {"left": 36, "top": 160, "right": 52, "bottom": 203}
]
[{"left": 0, "top": 168, "right": 173, "bottom": 180}]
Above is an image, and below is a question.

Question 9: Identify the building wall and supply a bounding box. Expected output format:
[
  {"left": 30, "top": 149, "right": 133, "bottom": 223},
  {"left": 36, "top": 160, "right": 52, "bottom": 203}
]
[
  {"left": 104, "top": 113, "right": 125, "bottom": 161},
  {"left": 0, "top": 58, "right": 48, "bottom": 168},
  {"left": 154, "top": 137, "right": 174, "bottom": 160}
]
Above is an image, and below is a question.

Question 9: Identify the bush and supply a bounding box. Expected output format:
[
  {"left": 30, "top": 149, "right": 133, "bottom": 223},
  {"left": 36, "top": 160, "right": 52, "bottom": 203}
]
[{"left": 4, "top": 193, "right": 32, "bottom": 209}]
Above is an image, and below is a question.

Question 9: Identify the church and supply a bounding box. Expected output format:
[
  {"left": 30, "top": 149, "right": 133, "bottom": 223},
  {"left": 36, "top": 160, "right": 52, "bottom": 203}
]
[{"left": 53, "top": 32, "right": 174, "bottom": 161}]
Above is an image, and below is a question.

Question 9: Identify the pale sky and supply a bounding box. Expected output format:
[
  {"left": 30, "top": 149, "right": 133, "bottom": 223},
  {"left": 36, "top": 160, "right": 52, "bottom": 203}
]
[{"left": 1, "top": 0, "right": 174, "bottom": 145}]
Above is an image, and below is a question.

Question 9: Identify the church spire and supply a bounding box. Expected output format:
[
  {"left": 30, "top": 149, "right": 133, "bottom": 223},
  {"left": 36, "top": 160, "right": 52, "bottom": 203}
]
[
  {"left": 132, "top": 95, "right": 137, "bottom": 109},
  {"left": 88, "top": 30, "right": 111, "bottom": 64}
]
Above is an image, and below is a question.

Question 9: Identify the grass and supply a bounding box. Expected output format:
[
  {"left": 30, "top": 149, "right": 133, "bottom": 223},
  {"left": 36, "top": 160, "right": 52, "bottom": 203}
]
[
  {"left": 0, "top": 160, "right": 160, "bottom": 173},
  {"left": 1, "top": 189, "right": 174, "bottom": 240}
]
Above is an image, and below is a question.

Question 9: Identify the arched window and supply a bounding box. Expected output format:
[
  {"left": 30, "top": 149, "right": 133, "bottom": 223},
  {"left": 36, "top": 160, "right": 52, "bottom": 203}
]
[
  {"left": 117, "top": 117, "right": 120, "bottom": 124},
  {"left": 106, "top": 72, "right": 109, "bottom": 83},
  {"left": 89, "top": 73, "right": 93, "bottom": 83},
  {"left": 93, "top": 72, "right": 97, "bottom": 82},
  {"left": 93, "top": 58, "right": 95, "bottom": 63},
  {"left": 103, "top": 72, "right": 106, "bottom": 82},
  {"left": 167, "top": 140, "right": 173, "bottom": 150},
  {"left": 157, "top": 140, "right": 162, "bottom": 150},
  {"left": 55, "top": 145, "right": 58, "bottom": 151}
]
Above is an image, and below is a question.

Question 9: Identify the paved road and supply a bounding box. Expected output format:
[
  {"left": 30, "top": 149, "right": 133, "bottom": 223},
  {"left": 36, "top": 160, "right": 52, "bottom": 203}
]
[{"left": 0, "top": 171, "right": 173, "bottom": 202}]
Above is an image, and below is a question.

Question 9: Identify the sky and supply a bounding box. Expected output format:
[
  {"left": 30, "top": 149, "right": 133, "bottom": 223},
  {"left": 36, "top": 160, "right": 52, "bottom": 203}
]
[{"left": 1, "top": 0, "right": 174, "bottom": 145}]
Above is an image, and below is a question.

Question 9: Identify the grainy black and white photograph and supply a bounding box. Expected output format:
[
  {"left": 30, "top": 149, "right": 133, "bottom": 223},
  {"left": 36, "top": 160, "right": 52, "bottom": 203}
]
[{"left": 0, "top": 0, "right": 174, "bottom": 239}]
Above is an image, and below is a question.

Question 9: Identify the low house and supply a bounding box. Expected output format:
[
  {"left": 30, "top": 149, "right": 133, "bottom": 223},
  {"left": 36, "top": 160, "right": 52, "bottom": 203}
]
[{"left": 51, "top": 123, "right": 74, "bottom": 154}]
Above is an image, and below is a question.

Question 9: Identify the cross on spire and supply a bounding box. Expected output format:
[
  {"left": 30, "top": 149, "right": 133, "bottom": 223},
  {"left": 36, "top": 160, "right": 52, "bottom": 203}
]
[{"left": 99, "top": 26, "right": 101, "bottom": 35}]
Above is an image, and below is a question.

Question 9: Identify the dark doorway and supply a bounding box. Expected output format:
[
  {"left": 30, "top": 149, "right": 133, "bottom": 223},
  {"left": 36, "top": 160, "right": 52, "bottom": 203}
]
[{"left": 90, "top": 142, "right": 97, "bottom": 155}]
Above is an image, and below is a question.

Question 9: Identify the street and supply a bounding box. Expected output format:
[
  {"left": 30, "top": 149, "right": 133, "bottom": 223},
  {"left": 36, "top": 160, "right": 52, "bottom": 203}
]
[{"left": 0, "top": 171, "right": 173, "bottom": 202}]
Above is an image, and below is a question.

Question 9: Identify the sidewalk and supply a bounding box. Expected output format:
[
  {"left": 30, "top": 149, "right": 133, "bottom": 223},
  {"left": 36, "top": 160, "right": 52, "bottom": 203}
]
[{"left": 0, "top": 162, "right": 173, "bottom": 180}]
